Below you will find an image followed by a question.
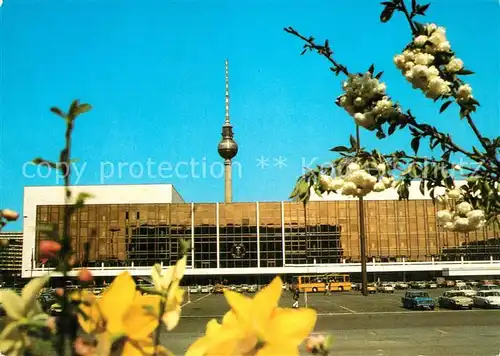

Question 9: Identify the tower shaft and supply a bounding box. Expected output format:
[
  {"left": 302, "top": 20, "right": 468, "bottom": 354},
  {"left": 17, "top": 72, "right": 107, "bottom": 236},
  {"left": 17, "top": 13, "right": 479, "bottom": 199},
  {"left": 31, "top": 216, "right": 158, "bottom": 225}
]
[
  {"left": 224, "top": 159, "right": 232, "bottom": 203},
  {"left": 217, "top": 59, "right": 238, "bottom": 203}
]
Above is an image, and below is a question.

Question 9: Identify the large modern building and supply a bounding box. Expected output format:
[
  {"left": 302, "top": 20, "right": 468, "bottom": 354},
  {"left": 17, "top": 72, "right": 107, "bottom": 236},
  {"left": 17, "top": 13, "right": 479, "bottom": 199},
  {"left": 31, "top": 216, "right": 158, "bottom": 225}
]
[
  {"left": 18, "top": 60, "right": 500, "bottom": 280},
  {"left": 21, "top": 182, "right": 500, "bottom": 279}
]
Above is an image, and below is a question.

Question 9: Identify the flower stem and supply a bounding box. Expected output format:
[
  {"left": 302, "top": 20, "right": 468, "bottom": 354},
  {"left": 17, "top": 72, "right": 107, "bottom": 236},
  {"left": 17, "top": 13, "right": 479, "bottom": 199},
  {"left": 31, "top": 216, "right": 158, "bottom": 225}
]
[
  {"left": 154, "top": 296, "right": 166, "bottom": 355},
  {"left": 398, "top": 0, "right": 418, "bottom": 35}
]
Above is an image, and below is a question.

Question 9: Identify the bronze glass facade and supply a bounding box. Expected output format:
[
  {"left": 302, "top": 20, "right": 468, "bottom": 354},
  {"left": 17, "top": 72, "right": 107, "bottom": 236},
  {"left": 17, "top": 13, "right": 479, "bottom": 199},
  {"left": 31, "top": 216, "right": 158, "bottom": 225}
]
[{"left": 34, "top": 201, "right": 500, "bottom": 268}]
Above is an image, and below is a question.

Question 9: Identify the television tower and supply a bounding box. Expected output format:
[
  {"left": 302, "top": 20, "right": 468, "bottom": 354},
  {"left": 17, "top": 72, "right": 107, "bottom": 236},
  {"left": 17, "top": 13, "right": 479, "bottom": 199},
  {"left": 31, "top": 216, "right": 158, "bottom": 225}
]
[{"left": 217, "top": 59, "right": 238, "bottom": 203}]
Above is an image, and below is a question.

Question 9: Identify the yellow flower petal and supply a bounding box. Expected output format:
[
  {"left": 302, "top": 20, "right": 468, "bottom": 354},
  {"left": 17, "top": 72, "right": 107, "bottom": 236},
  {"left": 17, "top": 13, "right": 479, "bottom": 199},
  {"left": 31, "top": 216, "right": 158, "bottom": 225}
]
[
  {"left": 151, "top": 264, "right": 163, "bottom": 290},
  {"left": 0, "top": 290, "right": 24, "bottom": 320},
  {"left": 98, "top": 272, "right": 137, "bottom": 336},
  {"left": 221, "top": 310, "right": 238, "bottom": 327},
  {"left": 251, "top": 276, "right": 282, "bottom": 336},
  {"left": 174, "top": 256, "right": 187, "bottom": 280},
  {"left": 123, "top": 295, "right": 160, "bottom": 340},
  {"left": 186, "top": 326, "right": 244, "bottom": 356},
  {"left": 223, "top": 290, "right": 252, "bottom": 323},
  {"left": 162, "top": 306, "right": 181, "bottom": 331},
  {"left": 264, "top": 307, "right": 317, "bottom": 347}
]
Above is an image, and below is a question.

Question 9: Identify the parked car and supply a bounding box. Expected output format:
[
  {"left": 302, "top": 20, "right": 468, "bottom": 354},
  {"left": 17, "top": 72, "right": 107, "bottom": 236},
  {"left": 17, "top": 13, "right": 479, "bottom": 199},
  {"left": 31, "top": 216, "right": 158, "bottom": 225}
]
[
  {"left": 477, "top": 283, "right": 500, "bottom": 291},
  {"left": 377, "top": 283, "right": 395, "bottom": 293},
  {"left": 248, "top": 284, "right": 258, "bottom": 293},
  {"left": 426, "top": 282, "right": 438, "bottom": 289},
  {"left": 395, "top": 282, "right": 409, "bottom": 290},
  {"left": 438, "top": 291, "right": 473, "bottom": 310},
  {"left": 474, "top": 290, "right": 500, "bottom": 309},
  {"left": 401, "top": 291, "right": 435, "bottom": 310},
  {"left": 455, "top": 280, "right": 467, "bottom": 288},
  {"left": 188, "top": 285, "right": 201, "bottom": 294},
  {"left": 200, "top": 285, "right": 210, "bottom": 293},
  {"left": 467, "top": 281, "right": 479, "bottom": 288},
  {"left": 411, "top": 281, "right": 427, "bottom": 289},
  {"left": 367, "top": 284, "right": 377, "bottom": 294},
  {"left": 453, "top": 285, "right": 477, "bottom": 297}
]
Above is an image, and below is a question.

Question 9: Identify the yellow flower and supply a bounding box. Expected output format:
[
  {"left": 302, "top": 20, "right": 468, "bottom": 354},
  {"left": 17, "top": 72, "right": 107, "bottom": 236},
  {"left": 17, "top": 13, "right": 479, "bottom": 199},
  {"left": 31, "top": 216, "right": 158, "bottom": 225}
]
[
  {"left": 0, "top": 274, "right": 50, "bottom": 356},
  {"left": 78, "top": 272, "right": 161, "bottom": 355},
  {"left": 186, "top": 276, "right": 317, "bottom": 356},
  {"left": 151, "top": 256, "right": 187, "bottom": 331}
]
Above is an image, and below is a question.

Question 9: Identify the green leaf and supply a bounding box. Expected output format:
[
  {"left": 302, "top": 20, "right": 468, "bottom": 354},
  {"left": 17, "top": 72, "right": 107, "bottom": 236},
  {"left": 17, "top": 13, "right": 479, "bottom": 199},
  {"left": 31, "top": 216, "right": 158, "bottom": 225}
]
[
  {"left": 50, "top": 107, "right": 66, "bottom": 118},
  {"left": 455, "top": 69, "right": 474, "bottom": 75},
  {"left": 74, "top": 192, "right": 93, "bottom": 209},
  {"left": 415, "top": 3, "right": 430, "bottom": 15},
  {"left": 419, "top": 180, "right": 425, "bottom": 196},
  {"left": 380, "top": 5, "right": 396, "bottom": 22},
  {"left": 410, "top": 137, "right": 420, "bottom": 154},
  {"left": 349, "top": 135, "right": 358, "bottom": 149},
  {"left": 388, "top": 124, "right": 397, "bottom": 136},
  {"left": 32, "top": 158, "right": 57, "bottom": 168},
  {"left": 74, "top": 103, "right": 93, "bottom": 116},
  {"left": 330, "top": 146, "right": 349, "bottom": 152},
  {"left": 414, "top": 22, "right": 425, "bottom": 34},
  {"left": 439, "top": 101, "right": 453, "bottom": 113}
]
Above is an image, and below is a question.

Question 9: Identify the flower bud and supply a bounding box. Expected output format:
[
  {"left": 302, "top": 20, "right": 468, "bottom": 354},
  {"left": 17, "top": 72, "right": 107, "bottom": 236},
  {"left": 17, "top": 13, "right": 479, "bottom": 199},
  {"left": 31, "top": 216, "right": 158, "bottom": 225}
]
[
  {"left": 1, "top": 209, "right": 19, "bottom": 221},
  {"left": 55, "top": 288, "right": 64, "bottom": 297},
  {"left": 453, "top": 165, "right": 461, "bottom": 171},
  {"left": 40, "top": 240, "right": 61, "bottom": 258},
  {"left": 78, "top": 269, "right": 93, "bottom": 283}
]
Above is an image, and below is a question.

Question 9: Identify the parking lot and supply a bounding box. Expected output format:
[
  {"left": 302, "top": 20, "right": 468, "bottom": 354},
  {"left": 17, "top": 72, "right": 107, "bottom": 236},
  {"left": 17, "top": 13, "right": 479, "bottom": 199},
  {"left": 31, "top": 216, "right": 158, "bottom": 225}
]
[{"left": 162, "top": 289, "right": 500, "bottom": 355}]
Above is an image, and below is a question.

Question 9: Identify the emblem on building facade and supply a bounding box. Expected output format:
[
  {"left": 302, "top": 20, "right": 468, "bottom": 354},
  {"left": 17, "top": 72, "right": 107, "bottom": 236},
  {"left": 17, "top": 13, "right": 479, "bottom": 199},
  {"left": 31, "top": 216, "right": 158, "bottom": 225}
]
[{"left": 231, "top": 243, "right": 246, "bottom": 259}]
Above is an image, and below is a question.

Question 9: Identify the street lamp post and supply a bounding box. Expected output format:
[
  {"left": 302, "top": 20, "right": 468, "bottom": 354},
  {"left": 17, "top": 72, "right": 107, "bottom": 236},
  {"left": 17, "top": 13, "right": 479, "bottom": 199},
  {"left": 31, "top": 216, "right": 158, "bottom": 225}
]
[{"left": 356, "top": 125, "right": 369, "bottom": 297}]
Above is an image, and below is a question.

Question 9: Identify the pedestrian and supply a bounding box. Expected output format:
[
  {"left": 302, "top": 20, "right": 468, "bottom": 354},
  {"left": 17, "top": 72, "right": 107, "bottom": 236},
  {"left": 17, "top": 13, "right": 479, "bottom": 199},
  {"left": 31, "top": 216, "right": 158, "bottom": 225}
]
[
  {"left": 324, "top": 281, "right": 330, "bottom": 296},
  {"left": 292, "top": 288, "right": 300, "bottom": 308}
]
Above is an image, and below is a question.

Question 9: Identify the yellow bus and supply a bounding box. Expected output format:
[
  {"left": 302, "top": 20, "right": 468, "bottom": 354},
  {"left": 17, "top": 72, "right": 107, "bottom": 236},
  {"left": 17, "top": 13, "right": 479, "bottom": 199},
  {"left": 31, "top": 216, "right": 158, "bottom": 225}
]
[{"left": 292, "top": 274, "right": 352, "bottom": 293}]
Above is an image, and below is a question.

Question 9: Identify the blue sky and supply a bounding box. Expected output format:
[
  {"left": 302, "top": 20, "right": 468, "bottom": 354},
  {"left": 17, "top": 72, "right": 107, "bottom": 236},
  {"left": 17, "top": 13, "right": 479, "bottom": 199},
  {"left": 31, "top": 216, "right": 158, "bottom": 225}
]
[{"left": 0, "top": 0, "right": 498, "bottom": 231}]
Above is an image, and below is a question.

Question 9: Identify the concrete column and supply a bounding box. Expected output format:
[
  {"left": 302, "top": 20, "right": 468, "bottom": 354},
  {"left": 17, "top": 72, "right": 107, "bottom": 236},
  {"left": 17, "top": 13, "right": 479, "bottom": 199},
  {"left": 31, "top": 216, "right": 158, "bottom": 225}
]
[
  {"left": 216, "top": 202, "right": 220, "bottom": 269},
  {"left": 191, "top": 203, "right": 195, "bottom": 268},
  {"left": 224, "top": 160, "right": 232, "bottom": 203},
  {"left": 256, "top": 202, "right": 260, "bottom": 268}
]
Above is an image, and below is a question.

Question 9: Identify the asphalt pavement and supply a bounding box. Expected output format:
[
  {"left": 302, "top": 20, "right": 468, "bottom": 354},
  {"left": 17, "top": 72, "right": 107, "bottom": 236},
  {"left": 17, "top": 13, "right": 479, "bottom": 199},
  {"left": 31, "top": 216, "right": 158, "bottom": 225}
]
[{"left": 162, "top": 289, "right": 500, "bottom": 355}]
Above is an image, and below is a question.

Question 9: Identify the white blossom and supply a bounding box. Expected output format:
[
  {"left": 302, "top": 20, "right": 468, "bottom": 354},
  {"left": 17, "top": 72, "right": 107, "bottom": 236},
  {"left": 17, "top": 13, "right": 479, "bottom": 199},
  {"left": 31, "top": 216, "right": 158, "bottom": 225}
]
[
  {"left": 447, "top": 188, "right": 463, "bottom": 200},
  {"left": 445, "top": 57, "right": 464, "bottom": 73},
  {"left": 437, "top": 210, "right": 453, "bottom": 224},
  {"left": 373, "top": 181, "right": 386, "bottom": 192},
  {"left": 381, "top": 176, "right": 394, "bottom": 188},
  {"left": 456, "top": 202, "right": 472, "bottom": 215},
  {"left": 467, "top": 209, "right": 485, "bottom": 225},
  {"left": 346, "top": 162, "right": 360, "bottom": 174},
  {"left": 453, "top": 217, "right": 471, "bottom": 232},
  {"left": 414, "top": 35, "right": 428, "bottom": 47},
  {"left": 377, "top": 163, "right": 386, "bottom": 174},
  {"left": 456, "top": 84, "right": 473, "bottom": 102},
  {"left": 341, "top": 181, "right": 357, "bottom": 196}
]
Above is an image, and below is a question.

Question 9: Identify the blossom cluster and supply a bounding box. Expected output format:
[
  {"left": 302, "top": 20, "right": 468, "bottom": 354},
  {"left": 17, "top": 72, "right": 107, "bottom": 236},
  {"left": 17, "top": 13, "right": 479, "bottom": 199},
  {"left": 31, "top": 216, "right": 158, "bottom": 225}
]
[
  {"left": 436, "top": 188, "right": 486, "bottom": 233},
  {"left": 318, "top": 162, "right": 394, "bottom": 198},
  {"left": 337, "top": 72, "right": 402, "bottom": 130},
  {"left": 394, "top": 24, "right": 473, "bottom": 102}
]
